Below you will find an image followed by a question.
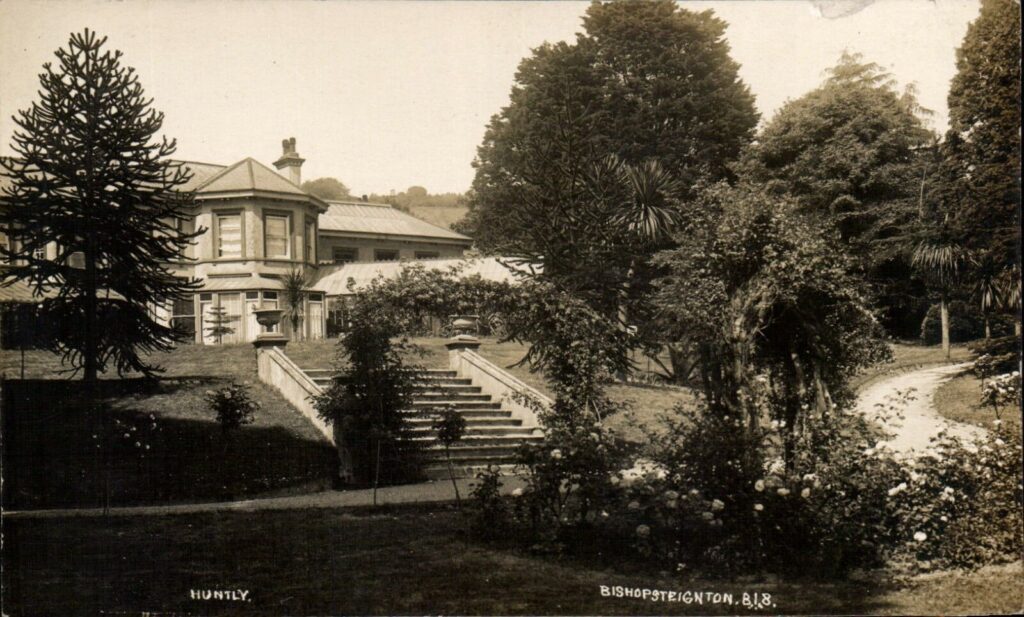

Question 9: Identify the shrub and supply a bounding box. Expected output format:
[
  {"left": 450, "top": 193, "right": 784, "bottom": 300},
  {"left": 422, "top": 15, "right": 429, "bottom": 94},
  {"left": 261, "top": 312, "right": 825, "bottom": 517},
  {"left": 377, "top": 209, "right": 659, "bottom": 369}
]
[
  {"left": 920, "top": 301, "right": 1015, "bottom": 345},
  {"left": 204, "top": 383, "right": 259, "bottom": 431},
  {"left": 468, "top": 466, "right": 510, "bottom": 541},
  {"left": 970, "top": 335, "right": 1021, "bottom": 378},
  {"left": 979, "top": 371, "right": 1022, "bottom": 420},
  {"left": 313, "top": 315, "right": 423, "bottom": 485}
]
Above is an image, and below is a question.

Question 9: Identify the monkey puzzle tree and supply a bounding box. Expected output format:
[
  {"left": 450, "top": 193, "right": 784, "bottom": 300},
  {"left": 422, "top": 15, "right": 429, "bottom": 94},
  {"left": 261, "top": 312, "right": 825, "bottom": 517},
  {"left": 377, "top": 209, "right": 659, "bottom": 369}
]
[{"left": 0, "top": 30, "right": 200, "bottom": 386}]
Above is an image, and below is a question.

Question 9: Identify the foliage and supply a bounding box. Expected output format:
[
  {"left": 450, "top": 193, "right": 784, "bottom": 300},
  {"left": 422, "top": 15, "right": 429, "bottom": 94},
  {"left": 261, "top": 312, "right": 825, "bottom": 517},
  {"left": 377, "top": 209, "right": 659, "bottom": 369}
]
[
  {"left": 735, "top": 52, "right": 935, "bottom": 336},
  {"left": 313, "top": 308, "right": 422, "bottom": 485},
  {"left": 468, "top": 465, "right": 510, "bottom": 541},
  {"left": 301, "top": 177, "right": 351, "bottom": 201},
  {"left": 461, "top": 0, "right": 757, "bottom": 335},
  {"left": 369, "top": 187, "right": 467, "bottom": 215},
  {"left": 979, "top": 372, "right": 1021, "bottom": 420},
  {"left": 920, "top": 301, "right": 1014, "bottom": 346},
  {"left": 652, "top": 183, "right": 890, "bottom": 459},
  {"left": 433, "top": 405, "right": 466, "bottom": 447},
  {"left": 204, "top": 383, "right": 259, "bottom": 431},
  {"left": 0, "top": 30, "right": 201, "bottom": 383},
  {"left": 203, "top": 305, "right": 234, "bottom": 344},
  {"left": 433, "top": 404, "right": 467, "bottom": 503},
  {"left": 969, "top": 335, "right": 1021, "bottom": 378},
  {"left": 281, "top": 268, "right": 307, "bottom": 340},
  {"left": 943, "top": 0, "right": 1021, "bottom": 283}
]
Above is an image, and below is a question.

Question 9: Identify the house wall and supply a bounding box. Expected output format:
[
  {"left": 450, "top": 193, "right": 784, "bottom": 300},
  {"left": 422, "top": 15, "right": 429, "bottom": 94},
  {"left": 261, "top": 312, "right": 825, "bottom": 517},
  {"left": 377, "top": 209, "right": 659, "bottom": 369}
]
[{"left": 317, "top": 234, "right": 466, "bottom": 263}]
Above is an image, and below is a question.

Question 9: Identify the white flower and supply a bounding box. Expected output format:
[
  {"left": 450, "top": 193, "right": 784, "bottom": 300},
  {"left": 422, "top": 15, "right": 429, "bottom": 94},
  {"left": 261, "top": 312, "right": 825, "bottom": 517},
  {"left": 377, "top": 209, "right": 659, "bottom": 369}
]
[
  {"left": 664, "top": 490, "right": 680, "bottom": 501},
  {"left": 711, "top": 499, "right": 725, "bottom": 512},
  {"left": 636, "top": 524, "right": 651, "bottom": 538},
  {"left": 628, "top": 501, "right": 641, "bottom": 511},
  {"left": 601, "top": 510, "right": 609, "bottom": 519},
  {"left": 701, "top": 511, "right": 714, "bottom": 521},
  {"left": 943, "top": 487, "right": 954, "bottom": 495},
  {"left": 666, "top": 499, "right": 678, "bottom": 509},
  {"left": 940, "top": 515, "right": 948, "bottom": 522},
  {"left": 777, "top": 488, "right": 790, "bottom": 497},
  {"left": 609, "top": 475, "right": 621, "bottom": 486},
  {"left": 754, "top": 503, "right": 764, "bottom": 512},
  {"left": 994, "top": 419, "right": 1003, "bottom": 426},
  {"left": 511, "top": 488, "right": 523, "bottom": 497},
  {"left": 914, "top": 531, "right": 927, "bottom": 543},
  {"left": 995, "top": 438, "right": 1005, "bottom": 447},
  {"left": 801, "top": 487, "right": 811, "bottom": 499},
  {"left": 688, "top": 489, "right": 700, "bottom": 497},
  {"left": 802, "top": 473, "right": 817, "bottom": 482},
  {"left": 550, "top": 449, "right": 562, "bottom": 460},
  {"left": 754, "top": 479, "right": 765, "bottom": 492}
]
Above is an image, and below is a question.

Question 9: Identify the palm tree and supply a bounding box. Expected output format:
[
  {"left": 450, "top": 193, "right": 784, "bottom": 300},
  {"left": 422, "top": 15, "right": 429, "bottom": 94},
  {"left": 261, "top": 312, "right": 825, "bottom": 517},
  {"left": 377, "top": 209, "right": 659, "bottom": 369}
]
[
  {"left": 912, "top": 242, "right": 971, "bottom": 358},
  {"left": 973, "top": 273, "right": 1000, "bottom": 340},
  {"left": 996, "top": 265, "right": 1021, "bottom": 336},
  {"left": 281, "top": 267, "right": 307, "bottom": 341}
]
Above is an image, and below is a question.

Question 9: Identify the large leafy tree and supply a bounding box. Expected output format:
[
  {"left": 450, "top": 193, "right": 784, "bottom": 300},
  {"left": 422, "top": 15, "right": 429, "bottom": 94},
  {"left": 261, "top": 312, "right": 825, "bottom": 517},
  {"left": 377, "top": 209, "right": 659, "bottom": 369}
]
[
  {"left": 0, "top": 30, "right": 199, "bottom": 385},
  {"left": 461, "top": 1, "right": 758, "bottom": 302},
  {"left": 301, "top": 177, "right": 351, "bottom": 201},
  {"left": 943, "top": 0, "right": 1021, "bottom": 328},
  {"left": 737, "top": 53, "right": 935, "bottom": 335}
]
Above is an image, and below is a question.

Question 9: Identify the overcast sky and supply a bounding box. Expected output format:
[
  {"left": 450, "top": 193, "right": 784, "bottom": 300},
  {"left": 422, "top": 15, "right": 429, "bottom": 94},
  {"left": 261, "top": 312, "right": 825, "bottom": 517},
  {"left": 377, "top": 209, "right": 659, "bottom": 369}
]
[{"left": 0, "top": 0, "right": 980, "bottom": 195}]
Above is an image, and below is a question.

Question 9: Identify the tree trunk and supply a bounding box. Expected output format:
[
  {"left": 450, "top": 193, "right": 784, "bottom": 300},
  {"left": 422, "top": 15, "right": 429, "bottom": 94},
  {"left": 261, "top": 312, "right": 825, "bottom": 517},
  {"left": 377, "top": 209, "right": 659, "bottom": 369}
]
[
  {"left": 984, "top": 316, "right": 991, "bottom": 340},
  {"left": 83, "top": 235, "right": 99, "bottom": 388},
  {"left": 940, "top": 295, "right": 950, "bottom": 359}
]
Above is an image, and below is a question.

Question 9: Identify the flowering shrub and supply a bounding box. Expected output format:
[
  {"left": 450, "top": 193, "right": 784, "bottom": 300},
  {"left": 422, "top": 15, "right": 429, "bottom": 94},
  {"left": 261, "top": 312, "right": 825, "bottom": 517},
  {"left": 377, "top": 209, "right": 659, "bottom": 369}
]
[
  {"left": 204, "top": 383, "right": 259, "bottom": 431},
  {"left": 979, "top": 372, "right": 1021, "bottom": 420},
  {"left": 888, "top": 426, "right": 1023, "bottom": 570},
  {"left": 969, "top": 335, "right": 1020, "bottom": 378}
]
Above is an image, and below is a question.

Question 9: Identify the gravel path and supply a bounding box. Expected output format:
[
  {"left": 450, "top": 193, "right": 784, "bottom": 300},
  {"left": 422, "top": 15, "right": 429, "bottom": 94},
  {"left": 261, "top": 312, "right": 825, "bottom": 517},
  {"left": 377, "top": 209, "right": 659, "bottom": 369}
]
[{"left": 856, "top": 362, "right": 984, "bottom": 454}]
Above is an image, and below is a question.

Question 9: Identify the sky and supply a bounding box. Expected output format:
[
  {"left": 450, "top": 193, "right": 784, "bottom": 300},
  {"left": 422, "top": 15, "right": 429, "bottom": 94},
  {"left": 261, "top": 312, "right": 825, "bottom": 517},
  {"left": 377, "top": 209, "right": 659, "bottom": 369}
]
[{"left": 0, "top": 0, "right": 981, "bottom": 195}]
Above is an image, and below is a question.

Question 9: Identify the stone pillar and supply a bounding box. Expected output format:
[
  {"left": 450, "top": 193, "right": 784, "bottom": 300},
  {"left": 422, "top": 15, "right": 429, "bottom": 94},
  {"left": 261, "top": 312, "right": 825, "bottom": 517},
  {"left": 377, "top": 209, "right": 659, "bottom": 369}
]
[{"left": 445, "top": 334, "right": 481, "bottom": 372}]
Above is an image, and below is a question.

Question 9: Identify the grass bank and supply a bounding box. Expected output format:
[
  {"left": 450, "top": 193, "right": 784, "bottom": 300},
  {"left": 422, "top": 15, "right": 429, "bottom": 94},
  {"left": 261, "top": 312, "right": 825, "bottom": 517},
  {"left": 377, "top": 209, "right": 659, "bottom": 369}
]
[
  {"left": 1, "top": 343, "right": 336, "bottom": 509},
  {"left": 3, "top": 504, "right": 1020, "bottom": 616},
  {"left": 934, "top": 371, "right": 1022, "bottom": 433}
]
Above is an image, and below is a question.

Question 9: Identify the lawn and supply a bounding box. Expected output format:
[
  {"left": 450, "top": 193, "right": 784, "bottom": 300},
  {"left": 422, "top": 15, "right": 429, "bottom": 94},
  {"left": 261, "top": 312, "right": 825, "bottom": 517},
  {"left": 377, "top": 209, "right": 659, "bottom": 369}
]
[
  {"left": 849, "top": 341, "right": 973, "bottom": 390},
  {"left": 1, "top": 343, "right": 336, "bottom": 509},
  {"left": 2, "top": 504, "right": 1021, "bottom": 616},
  {"left": 934, "top": 371, "right": 1022, "bottom": 433}
]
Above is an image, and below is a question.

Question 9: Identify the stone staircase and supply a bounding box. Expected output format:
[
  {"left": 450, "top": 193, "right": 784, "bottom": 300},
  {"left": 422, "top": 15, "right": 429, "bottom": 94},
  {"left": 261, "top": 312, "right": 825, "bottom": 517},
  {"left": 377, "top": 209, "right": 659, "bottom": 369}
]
[{"left": 301, "top": 367, "right": 543, "bottom": 478}]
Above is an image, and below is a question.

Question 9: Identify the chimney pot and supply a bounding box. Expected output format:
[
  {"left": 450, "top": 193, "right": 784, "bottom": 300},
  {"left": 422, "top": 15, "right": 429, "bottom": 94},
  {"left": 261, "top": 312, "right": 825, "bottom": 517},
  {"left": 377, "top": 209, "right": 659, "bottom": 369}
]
[{"left": 273, "top": 137, "right": 304, "bottom": 185}]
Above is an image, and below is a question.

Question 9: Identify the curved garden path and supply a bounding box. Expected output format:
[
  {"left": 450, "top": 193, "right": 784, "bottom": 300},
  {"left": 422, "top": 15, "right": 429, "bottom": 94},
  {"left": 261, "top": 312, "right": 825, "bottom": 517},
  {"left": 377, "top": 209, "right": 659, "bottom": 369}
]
[{"left": 856, "top": 362, "right": 984, "bottom": 454}]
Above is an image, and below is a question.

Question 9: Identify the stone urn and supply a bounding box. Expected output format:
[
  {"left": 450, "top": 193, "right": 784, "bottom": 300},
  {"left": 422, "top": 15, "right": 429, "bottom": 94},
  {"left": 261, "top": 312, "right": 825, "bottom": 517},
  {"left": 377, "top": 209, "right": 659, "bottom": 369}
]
[{"left": 253, "top": 308, "right": 284, "bottom": 331}]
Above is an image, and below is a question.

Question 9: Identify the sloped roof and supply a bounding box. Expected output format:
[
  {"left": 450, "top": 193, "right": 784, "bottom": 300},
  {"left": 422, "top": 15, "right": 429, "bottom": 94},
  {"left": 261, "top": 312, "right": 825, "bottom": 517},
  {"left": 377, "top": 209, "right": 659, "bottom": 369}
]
[
  {"left": 318, "top": 201, "right": 471, "bottom": 243},
  {"left": 196, "top": 157, "right": 300, "bottom": 195},
  {"left": 197, "top": 274, "right": 285, "bottom": 292},
  {"left": 312, "top": 256, "right": 531, "bottom": 296},
  {"left": 178, "top": 161, "right": 227, "bottom": 192}
]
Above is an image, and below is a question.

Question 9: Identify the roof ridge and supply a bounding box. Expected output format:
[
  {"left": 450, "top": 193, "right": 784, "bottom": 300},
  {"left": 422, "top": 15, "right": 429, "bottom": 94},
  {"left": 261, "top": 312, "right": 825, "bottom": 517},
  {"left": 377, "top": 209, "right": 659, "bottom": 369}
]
[{"left": 174, "top": 159, "right": 227, "bottom": 168}]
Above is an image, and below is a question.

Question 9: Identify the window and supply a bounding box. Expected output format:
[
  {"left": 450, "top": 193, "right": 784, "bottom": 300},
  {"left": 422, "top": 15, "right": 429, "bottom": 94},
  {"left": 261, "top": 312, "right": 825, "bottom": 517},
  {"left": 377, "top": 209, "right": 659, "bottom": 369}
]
[
  {"left": 414, "top": 251, "right": 440, "bottom": 260},
  {"left": 333, "top": 247, "right": 358, "bottom": 264},
  {"left": 33, "top": 245, "right": 46, "bottom": 261},
  {"left": 171, "top": 295, "right": 196, "bottom": 341},
  {"left": 374, "top": 249, "right": 399, "bottom": 262},
  {"left": 177, "top": 216, "right": 196, "bottom": 259},
  {"left": 264, "top": 214, "right": 290, "bottom": 259},
  {"left": 305, "top": 219, "right": 316, "bottom": 263},
  {"left": 216, "top": 214, "right": 242, "bottom": 258}
]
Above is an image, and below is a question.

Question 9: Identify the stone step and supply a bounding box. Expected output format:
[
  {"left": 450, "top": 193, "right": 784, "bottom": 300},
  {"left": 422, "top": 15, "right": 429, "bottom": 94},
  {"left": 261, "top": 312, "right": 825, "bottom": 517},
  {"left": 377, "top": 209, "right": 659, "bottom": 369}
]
[
  {"left": 404, "top": 409, "right": 512, "bottom": 419},
  {"left": 415, "top": 369, "right": 458, "bottom": 378},
  {"left": 409, "top": 425, "right": 534, "bottom": 437},
  {"left": 407, "top": 415, "right": 522, "bottom": 427},
  {"left": 423, "top": 440, "right": 542, "bottom": 458},
  {"left": 414, "top": 392, "right": 493, "bottom": 402},
  {"left": 414, "top": 385, "right": 483, "bottom": 395},
  {"left": 410, "top": 401, "right": 503, "bottom": 410},
  {"left": 422, "top": 462, "right": 517, "bottom": 480}
]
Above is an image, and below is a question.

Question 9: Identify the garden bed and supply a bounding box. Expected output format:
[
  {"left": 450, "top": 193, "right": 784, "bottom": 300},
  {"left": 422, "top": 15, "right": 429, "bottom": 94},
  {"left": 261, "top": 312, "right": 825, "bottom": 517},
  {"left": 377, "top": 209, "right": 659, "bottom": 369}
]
[{"left": 934, "top": 372, "right": 1022, "bottom": 433}]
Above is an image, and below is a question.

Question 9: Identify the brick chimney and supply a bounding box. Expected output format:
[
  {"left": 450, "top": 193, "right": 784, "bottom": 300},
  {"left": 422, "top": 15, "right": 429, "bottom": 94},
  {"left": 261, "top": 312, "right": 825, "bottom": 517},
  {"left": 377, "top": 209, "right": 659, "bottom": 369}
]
[{"left": 273, "top": 137, "right": 305, "bottom": 186}]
